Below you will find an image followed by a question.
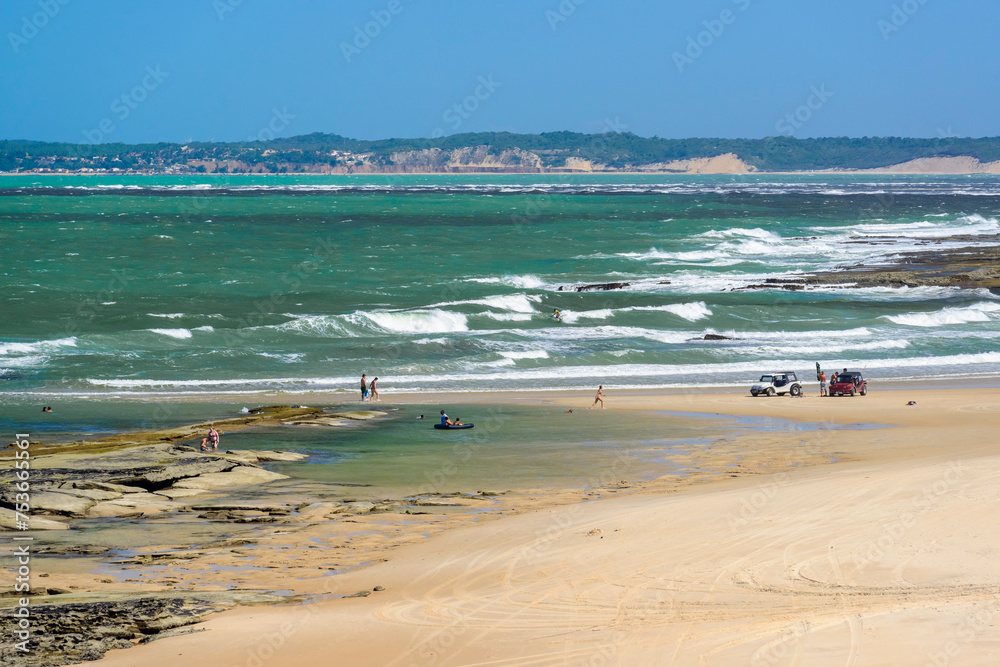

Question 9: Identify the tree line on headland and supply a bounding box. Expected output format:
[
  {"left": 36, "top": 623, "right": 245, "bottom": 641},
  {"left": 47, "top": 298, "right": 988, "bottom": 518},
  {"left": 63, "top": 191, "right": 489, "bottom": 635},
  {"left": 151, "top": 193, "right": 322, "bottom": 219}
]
[{"left": 2, "top": 132, "right": 1000, "bottom": 174}]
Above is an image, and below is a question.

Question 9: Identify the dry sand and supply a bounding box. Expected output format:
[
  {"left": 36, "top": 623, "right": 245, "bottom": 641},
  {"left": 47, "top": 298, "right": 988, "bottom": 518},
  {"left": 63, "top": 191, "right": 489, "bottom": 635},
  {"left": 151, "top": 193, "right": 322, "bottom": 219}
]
[{"left": 85, "top": 387, "right": 1000, "bottom": 666}]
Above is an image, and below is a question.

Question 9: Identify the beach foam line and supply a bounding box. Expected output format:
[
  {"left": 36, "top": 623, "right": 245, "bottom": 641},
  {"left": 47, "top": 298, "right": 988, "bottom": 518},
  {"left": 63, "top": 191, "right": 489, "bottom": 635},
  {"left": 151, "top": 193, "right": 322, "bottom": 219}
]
[{"left": 82, "top": 351, "right": 1000, "bottom": 391}]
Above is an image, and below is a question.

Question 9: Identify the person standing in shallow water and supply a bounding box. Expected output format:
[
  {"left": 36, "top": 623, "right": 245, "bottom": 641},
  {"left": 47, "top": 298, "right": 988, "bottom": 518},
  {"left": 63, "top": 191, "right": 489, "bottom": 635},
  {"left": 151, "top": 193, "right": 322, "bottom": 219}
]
[
  {"left": 200, "top": 426, "right": 220, "bottom": 452},
  {"left": 590, "top": 385, "right": 605, "bottom": 409},
  {"left": 360, "top": 374, "right": 368, "bottom": 401}
]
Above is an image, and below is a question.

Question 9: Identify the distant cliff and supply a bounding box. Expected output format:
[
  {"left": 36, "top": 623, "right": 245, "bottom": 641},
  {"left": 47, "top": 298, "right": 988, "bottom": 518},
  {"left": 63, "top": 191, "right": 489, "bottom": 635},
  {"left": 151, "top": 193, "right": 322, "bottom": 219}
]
[{"left": 3, "top": 132, "right": 1000, "bottom": 175}]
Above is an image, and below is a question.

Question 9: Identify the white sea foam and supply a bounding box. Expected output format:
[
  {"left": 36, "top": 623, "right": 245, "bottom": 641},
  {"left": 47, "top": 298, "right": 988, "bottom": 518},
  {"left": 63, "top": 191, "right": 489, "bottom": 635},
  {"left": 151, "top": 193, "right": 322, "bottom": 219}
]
[
  {"left": 521, "top": 325, "right": 693, "bottom": 345},
  {"left": 81, "top": 350, "right": 1000, "bottom": 393},
  {"left": 884, "top": 302, "right": 1000, "bottom": 327},
  {"left": 826, "top": 214, "right": 1000, "bottom": 239},
  {"left": 358, "top": 309, "right": 469, "bottom": 334},
  {"left": 702, "top": 327, "right": 873, "bottom": 341},
  {"left": 555, "top": 302, "right": 712, "bottom": 324},
  {"left": 696, "top": 227, "right": 780, "bottom": 241},
  {"left": 466, "top": 274, "right": 551, "bottom": 290},
  {"left": 481, "top": 312, "right": 534, "bottom": 322},
  {"left": 559, "top": 309, "right": 615, "bottom": 324},
  {"left": 0, "top": 355, "right": 48, "bottom": 368},
  {"left": 413, "top": 337, "right": 450, "bottom": 345},
  {"left": 0, "top": 337, "right": 78, "bottom": 356},
  {"left": 744, "top": 339, "right": 911, "bottom": 357},
  {"left": 148, "top": 328, "right": 193, "bottom": 339},
  {"left": 148, "top": 313, "right": 186, "bottom": 319},
  {"left": 656, "top": 302, "right": 712, "bottom": 322},
  {"left": 430, "top": 293, "right": 541, "bottom": 313},
  {"left": 259, "top": 352, "right": 304, "bottom": 363},
  {"left": 276, "top": 315, "right": 357, "bottom": 338},
  {"left": 192, "top": 325, "right": 215, "bottom": 332},
  {"left": 499, "top": 350, "right": 549, "bottom": 360}
]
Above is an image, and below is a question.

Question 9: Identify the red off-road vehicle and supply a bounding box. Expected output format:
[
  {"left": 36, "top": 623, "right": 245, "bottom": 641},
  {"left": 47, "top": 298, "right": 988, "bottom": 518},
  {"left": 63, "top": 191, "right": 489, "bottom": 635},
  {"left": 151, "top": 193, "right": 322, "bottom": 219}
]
[{"left": 829, "top": 370, "right": 867, "bottom": 397}]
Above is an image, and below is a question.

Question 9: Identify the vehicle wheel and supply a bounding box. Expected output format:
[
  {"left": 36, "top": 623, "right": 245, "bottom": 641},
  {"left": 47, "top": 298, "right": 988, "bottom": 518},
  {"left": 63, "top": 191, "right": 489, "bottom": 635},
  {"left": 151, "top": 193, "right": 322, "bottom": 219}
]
[
  {"left": 860, "top": 386, "right": 867, "bottom": 396},
  {"left": 766, "top": 387, "right": 775, "bottom": 397},
  {"left": 790, "top": 385, "right": 801, "bottom": 397},
  {"left": 751, "top": 390, "right": 758, "bottom": 397},
  {"left": 849, "top": 388, "right": 856, "bottom": 397}
]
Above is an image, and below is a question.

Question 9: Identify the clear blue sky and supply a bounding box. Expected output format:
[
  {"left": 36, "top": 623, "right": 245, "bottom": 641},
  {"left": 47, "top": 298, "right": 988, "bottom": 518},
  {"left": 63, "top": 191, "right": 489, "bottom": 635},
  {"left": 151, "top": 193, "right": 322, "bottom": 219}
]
[{"left": 2, "top": 0, "right": 998, "bottom": 143}]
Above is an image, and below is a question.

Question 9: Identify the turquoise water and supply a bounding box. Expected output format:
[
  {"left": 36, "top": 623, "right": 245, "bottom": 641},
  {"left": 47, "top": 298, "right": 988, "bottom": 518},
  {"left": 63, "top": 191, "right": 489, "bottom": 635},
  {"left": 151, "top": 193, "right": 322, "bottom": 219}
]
[
  {"left": 2, "top": 173, "right": 1000, "bottom": 398},
  {"left": 229, "top": 404, "right": 716, "bottom": 496}
]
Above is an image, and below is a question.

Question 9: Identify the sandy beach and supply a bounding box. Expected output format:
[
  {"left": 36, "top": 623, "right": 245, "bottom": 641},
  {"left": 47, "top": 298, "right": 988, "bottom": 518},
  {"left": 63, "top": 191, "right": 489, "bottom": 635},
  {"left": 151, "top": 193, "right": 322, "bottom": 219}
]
[{"left": 54, "top": 386, "right": 998, "bottom": 667}]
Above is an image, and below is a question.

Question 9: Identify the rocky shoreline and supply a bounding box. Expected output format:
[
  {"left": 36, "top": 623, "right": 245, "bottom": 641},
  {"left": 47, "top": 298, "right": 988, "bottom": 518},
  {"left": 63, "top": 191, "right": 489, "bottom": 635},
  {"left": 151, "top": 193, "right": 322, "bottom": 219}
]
[
  {"left": 737, "top": 238, "right": 1000, "bottom": 292},
  {"left": 0, "top": 591, "right": 293, "bottom": 667},
  {"left": 0, "top": 406, "right": 406, "bottom": 666}
]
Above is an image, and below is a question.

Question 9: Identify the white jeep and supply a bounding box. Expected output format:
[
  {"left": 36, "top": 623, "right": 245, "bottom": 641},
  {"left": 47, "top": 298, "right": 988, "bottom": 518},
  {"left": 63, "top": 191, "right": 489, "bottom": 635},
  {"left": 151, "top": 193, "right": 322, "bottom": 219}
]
[{"left": 750, "top": 371, "right": 804, "bottom": 397}]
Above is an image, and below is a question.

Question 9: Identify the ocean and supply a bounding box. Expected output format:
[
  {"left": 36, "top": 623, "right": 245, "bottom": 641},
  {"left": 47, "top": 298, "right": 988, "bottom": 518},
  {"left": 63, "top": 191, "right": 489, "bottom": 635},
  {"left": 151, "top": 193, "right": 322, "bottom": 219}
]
[{"left": 2, "top": 173, "right": 1000, "bottom": 401}]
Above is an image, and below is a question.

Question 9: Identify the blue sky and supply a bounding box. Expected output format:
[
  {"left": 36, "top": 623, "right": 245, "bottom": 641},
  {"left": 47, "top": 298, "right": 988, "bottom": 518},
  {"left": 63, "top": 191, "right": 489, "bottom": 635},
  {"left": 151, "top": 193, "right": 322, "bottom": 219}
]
[{"left": 1, "top": 0, "right": 998, "bottom": 143}]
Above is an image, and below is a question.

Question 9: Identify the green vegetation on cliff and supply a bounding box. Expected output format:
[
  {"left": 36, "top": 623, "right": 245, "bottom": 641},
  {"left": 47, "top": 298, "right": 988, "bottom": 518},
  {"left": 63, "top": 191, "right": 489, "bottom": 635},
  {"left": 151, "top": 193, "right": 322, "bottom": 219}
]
[{"left": 3, "top": 133, "right": 1000, "bottom": 173}]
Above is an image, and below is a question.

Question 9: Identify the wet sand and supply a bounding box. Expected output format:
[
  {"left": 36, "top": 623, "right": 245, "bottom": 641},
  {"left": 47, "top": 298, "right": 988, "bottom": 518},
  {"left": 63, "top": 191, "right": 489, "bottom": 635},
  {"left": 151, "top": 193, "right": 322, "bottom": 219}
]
[{"left": 73, "top": 386, "right": 1000, "bottom": 666}]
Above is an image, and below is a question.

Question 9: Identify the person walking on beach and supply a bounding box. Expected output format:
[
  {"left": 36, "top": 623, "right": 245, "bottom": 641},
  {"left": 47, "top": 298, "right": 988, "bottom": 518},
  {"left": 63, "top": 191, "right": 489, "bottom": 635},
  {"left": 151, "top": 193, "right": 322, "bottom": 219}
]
[
  {"left": 370, "top": 377, "right": 380, "bottom": 402},
  {"left": 819, "top": 371, "right": 827, "bottom": 396},
  {"left": 360, "top": 374, "right": 368, "bottom": 401},
  {"left": 590, "top": 385, "right": 605, "bottom": 409}
]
